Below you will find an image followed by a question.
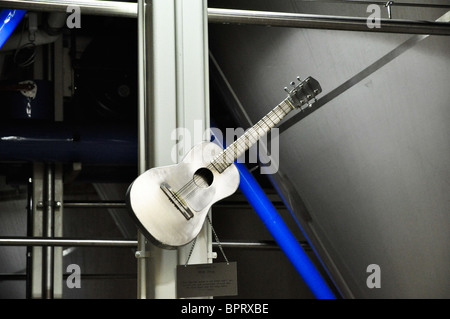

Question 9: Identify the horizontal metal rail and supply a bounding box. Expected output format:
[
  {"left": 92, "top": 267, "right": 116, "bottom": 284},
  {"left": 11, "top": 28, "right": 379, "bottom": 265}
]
[
  {"left": 0, "top": 237, "right": 309, "bottom": 250},
  {"left": 63, "top": 201, "right": 128, "bottom": 209},
  {"left": 0, "top": 273, "right": 136, "bottom": 280},
  {"left": 295, "top": 0, "right": 450, "bottom": 9},
  {"left": 0, "top": 2, "right": 448, "bottom": 35},
  {"left": 217, "top": 240, "right": 311, "bottom": 251},
  {"left": 61, "top": 200, "right": 286, "bottom": 210},
  {"left": 208, "top": 8, "right": 450, "bottom": 36},
  {"left": 0, "top": 237, "right": 138, "bottom": 247},
  {"left": 0, "top": 0, "right": 137, "bottom": 17}
]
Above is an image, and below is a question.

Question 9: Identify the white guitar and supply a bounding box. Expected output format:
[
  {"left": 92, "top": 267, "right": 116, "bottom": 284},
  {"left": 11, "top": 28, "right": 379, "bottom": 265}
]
[{"left": 126, "top": 76, "right": 322, "bottom": 249}]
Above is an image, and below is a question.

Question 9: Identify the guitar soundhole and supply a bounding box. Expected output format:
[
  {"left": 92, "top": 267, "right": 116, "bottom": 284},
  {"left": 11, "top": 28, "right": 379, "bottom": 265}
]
[{"left": 193, "top": 167, "right": 214, "bottom": 188}]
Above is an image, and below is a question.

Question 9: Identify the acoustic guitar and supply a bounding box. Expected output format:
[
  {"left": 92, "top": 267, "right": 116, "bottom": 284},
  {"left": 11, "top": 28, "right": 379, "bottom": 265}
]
[{"left": 126, "top": 76, "right": 322, "bottom": 249}]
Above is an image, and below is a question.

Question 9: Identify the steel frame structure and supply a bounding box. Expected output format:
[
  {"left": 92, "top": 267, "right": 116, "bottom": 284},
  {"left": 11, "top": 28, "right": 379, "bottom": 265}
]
[{"left": 1, "top": 0, "right": 449, "bottom": 299}]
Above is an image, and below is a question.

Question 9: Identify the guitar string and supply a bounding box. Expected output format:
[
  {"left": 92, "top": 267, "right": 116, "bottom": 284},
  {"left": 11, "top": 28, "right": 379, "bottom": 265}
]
[
  {"left": 174, "top": 100, "right": 292, "bottom": 199},
  {"left": 174, "top": 100, "right": 293, "bottom": 199}
]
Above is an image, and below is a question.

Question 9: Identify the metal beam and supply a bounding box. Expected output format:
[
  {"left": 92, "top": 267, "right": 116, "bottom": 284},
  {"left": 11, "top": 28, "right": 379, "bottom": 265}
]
[
  {"left": 0, "top": 1, "right": 449, "bottom": 36},
  {"left": 295, "top": 0, "right": 450, "bottom": 10},
  {"left": 62, "top": 201, "right": 127, "bottom": 209},
  {"left": 0, "top": 237, "right": 138, "bottom": 247},
  {"left": 208, "top": 8, "right": 450, "bottom": 36},
  {"left": 0, "top": 237, "right": 312, "bottom": 250},
  {"left": 138, "top": 0, "right": 211, "bottom": 299},
  {"left": 214, "top": 240, "right": 311, "bottom": 251},
  {"left": 31, "top": 163, "right": 44, "bottom": 299},
  {"left": 0, "top": 0, "right": 137, "bottom": 17},
  {"left": 43, "top": 164, "right": 54, "bottom": 298}
]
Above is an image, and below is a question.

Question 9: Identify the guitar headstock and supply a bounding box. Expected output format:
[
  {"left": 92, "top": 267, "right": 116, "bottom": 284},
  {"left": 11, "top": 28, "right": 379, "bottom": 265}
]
[{"left": 285, "top": 76, "right": 322, "bottom": 109}]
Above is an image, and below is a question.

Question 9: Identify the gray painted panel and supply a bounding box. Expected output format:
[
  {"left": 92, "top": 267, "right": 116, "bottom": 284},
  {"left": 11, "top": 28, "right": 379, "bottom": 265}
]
[{"left": 209, "top": 1, "right": 450, "bottom": 298}]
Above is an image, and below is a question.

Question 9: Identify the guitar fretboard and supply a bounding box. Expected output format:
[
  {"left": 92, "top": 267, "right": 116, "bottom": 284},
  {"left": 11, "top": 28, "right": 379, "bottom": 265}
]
[{"left": 211, "top": 99, "right": 294, "bottom": 173}]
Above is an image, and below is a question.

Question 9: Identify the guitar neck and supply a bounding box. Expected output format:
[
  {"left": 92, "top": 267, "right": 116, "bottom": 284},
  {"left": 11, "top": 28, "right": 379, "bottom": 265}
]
[{"left": 211, "top": 98, "right": 294, "bottom": 173}]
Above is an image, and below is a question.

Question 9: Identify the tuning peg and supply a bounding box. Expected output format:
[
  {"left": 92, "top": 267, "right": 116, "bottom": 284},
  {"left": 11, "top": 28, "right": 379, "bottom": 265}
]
[
  {"left": 290, "top": 81, "right": 296, "bottom": 87},
  {"left": 284, "top": 87, "right": 290, "bottom": 93},
  {"left": 296, "top": 76, "right": 302, "bottom": 82}
]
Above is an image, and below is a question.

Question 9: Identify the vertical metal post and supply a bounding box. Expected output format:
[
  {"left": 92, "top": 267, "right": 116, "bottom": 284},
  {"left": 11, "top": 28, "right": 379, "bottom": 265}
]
[
  {"left": 53, "top": 36, "right": 64, "bottom": 122},
  {"left": 137, "top": 0, "right": 152, "bottom": 299},
  {"left": 174, "top": 0, "right": 213, "bottom": 270},
  {"left": 31, "top": 163, "right": 44, "bottom": 298},
  {"left": 26, "top": 176, "right": 33, "bottom": 299},
  {"left": 137, "top": 0, "right": 211, "bottom": 298},
  {"left": 53, "top": 164, "right": 63, "bottom": 298},
  {"left": 42, "top": 164, "right": 54, "bottom": 299}
]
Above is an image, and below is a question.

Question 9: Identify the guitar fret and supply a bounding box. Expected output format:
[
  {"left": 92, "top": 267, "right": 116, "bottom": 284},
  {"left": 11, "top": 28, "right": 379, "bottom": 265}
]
[
  {"left": 211, "top": 98, "right": 295, "bottom": 173},
  {"left": 265, "top": 115, "right": 275, "bottom": 128}
]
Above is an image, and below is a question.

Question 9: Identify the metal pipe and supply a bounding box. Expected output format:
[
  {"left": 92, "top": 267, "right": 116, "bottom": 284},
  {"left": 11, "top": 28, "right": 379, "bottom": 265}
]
[
  {"left": 62, "top": 200, "right": 286, "bottom": 209},
  {"left": 0, "top": 9, "right": 26, "bottom": 49},
  {"left": 213, "top": 240, "right": 311, "bottom": 251},
  {"left": 0, "top": 273, "right": 136, "bottom": 280},
  {"left": 0, "top": 237, "right": 138, "bottom": 247},
  {"left": 0, "top": 0, "right": 137, "bottom": 18},
  {"left": 295, "top": 0, "right": 450, "bottom": 9},
  {"left": 0, "top": 2, "right": 449, "bottom": 36},
  {"left": 26, "top": 176, "right": 33, "bottom": 299},
  {"left": 43, "top": 164, "right": 54, "bottom": 299},
  {"left": 62, "top": 201, "right": 127, "bottom": 209},
  {"left": 136, "top": 0, "right": 151, "bottom": 300},
  {"left": 208, "top": 8, "right": 450, "bottom": 36},
  {"left": 235, "top": 161, "right": 337, "bottom": 299},
  {"left": 0, "top": 237, "right": 313, "bottom": 251},
  {"left": 0, "top": 122, "right": 137, "bottom": 164}
]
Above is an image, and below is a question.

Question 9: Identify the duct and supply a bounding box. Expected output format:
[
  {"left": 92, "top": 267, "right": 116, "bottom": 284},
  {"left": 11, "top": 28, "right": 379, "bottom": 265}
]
[
  {"left": 0, "top": 122, "right": 137, "bottom": 164},
  {"left": 0, "top": 9, "right": 26, "bottom": 49}
]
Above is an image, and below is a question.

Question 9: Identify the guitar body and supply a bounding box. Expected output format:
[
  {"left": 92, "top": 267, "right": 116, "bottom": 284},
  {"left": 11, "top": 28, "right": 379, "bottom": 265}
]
[
  {"left": 126, "top": 76, "right": 322, "bottom": 250},
  {"left": 126, "top": 142, "right": 240, "bottom": 249}
]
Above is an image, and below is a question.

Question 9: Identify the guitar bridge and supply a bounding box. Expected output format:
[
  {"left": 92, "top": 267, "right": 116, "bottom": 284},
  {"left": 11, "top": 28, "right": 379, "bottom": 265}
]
[{"left": 160, "top": 182, "right": 194, "bottom": 220}]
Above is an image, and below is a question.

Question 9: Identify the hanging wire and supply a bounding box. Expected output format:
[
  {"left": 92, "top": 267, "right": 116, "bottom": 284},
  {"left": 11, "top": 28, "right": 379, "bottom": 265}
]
[
  {"left": 13, "top": 14, "right": 36, "bottom": 68},
  {"left": 207, "top": 215, "right": 229, "bottom": 265},
  {"left": 183, "top": 214, "right": 230, "bottom": 266}
]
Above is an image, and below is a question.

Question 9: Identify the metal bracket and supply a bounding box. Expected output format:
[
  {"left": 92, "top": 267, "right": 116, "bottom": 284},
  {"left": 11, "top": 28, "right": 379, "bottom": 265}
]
[
  {"left": 208, "top": 252, "right": 218, "bottom": 259},
  {"left": 135, "top": 250, "right": 151, "bottom": 258},
  {"left": 385, "top": 1, "right": 394, "bottom": 19},
  {"left": 37, "top": 201, "right": 62, "bottom": 209}
]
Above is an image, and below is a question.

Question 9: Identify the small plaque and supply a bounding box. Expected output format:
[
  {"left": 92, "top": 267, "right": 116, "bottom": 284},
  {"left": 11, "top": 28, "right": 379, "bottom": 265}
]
[{"left": 177, "top": 262, "right": 238, "bottom": 298}]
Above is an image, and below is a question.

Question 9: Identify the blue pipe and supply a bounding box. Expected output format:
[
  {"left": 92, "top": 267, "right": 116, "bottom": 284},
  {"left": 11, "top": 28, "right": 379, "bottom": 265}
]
[
  {"left": 210, "top": 122, "right": 336, "bottom": 298},
  {"left": 235, "top": 161, "right": 336, "bottom": 299},
  {"left": 0, "top": 122, "right": 137, "bottom": 164},
  {"left": 0, "top": 9, "right": 26, "bottom": 49}
]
